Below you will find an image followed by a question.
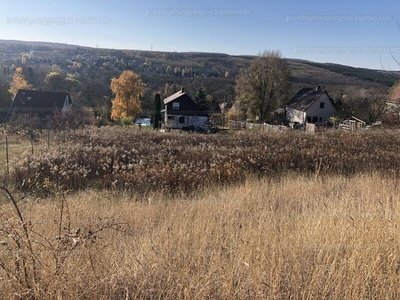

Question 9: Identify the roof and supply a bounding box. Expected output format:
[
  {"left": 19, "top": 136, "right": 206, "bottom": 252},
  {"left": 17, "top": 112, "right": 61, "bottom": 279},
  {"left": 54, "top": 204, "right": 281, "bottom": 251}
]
[
  {"left": 286, "top": 86, "right": 330, "bottom": 111},
  {"left": 349, "top": 116, "right": 366, "bottom": 124},
  {"left": 163, "top": 87, "right": 208, "bottom": 116},
  {"left": 388, "top": 84, "right": 400, "bottom": 104},
  {"left": 163, "top": 89, "right": 186, "bottom": 104},
  {"left": 7, "top": 89, "right": 71, "bottom": 121}
]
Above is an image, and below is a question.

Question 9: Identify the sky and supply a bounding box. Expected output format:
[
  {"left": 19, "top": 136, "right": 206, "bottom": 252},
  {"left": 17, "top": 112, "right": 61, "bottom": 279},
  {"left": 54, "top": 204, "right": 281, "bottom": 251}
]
[{"left": 0, "top": 0, "right": 399, "bottom": 70}]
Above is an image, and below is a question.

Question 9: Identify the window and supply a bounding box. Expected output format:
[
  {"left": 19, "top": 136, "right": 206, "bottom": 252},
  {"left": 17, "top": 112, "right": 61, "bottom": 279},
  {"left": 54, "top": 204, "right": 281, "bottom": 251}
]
[
  {"left": 306, "top": 116, "right": 311, "bottom": 123},
  {"left": 179, "top": 116, "right": 185, "bottom": 124},
  {"left": 312, "top": 116, "right": 318, "bottom": 123},
  {"left": 320, "top": 102, "right": 325, "bottom": 109},
  {"left": 319, "top": 117, "right": 322, "bottom": 122},
  {"left": 172, "top": 102, "right": 180, "bottom": 110}
]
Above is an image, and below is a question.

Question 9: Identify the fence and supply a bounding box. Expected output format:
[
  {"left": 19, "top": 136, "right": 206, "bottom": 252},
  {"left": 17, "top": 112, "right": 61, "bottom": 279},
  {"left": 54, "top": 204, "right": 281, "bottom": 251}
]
[
  {"left": 226, "top": 120, "right": 335, "bottom": 133},
  {"left": 0, "top": 128, "right": 68, "bottom": 178},
  {"left": 337, "top": 116, "right": 368, "bottom": 132},
  {"left": 227, "top": 121, "right": 287, "bottom": 132}
]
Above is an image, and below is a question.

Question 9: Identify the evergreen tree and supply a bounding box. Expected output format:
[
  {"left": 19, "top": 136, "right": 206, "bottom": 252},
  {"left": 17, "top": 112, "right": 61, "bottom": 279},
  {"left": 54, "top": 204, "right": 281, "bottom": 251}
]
[
  {"left": 0, "top": 83, "right": 12, "bottom": 123},
  {"left": 170, "top": 82, "right": 180, "bottom": 94},
  {"left": 195, "top": 87, "right": 209, "bottom": 112},
  {"left": 152, "top": 93, "right": 162, "bottom": 129},
  {"left": 27, "top": 66, "right": 34, "bottom": 82}
]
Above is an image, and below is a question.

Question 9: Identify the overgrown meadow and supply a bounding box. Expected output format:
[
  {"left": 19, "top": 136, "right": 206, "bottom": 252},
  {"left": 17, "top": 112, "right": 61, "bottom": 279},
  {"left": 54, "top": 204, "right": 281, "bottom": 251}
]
[
  {"left": 1, "top": 126, "right": 400, "bottom": 299},
  {"left": 6, "top": 126, "right": 400, "bottom": 195}
]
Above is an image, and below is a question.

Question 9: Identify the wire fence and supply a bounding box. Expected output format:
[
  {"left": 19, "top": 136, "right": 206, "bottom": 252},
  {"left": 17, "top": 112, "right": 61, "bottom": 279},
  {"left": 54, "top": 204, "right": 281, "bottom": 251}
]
[
  {"left": 0, "top": 128, "right": 64, "bottom": 179},
  {"left": 227, "top": 120, "right": 290, "bottom": 132}
]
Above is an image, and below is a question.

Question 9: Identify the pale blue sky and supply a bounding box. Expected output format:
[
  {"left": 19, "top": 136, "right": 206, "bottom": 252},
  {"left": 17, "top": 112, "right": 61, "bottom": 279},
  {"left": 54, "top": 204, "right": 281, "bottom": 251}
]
[{"left": 1, "top": 0, "right": 399, "bottom": 69}]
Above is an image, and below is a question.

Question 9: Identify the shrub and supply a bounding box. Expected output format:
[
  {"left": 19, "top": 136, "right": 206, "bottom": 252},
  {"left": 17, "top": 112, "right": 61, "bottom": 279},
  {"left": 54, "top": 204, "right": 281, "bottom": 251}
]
[
  {"left": 120, "top": 116, "right": 133, "bottom": 126},
  {"left": 0, "top": 186, "right": 130, "bottom": 299}
]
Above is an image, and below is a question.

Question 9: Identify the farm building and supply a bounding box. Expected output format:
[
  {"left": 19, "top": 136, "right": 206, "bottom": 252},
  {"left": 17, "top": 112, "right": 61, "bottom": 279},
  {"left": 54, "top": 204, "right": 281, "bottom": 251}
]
[
  {"left": 339, "top": 116, "right": 367, "bottom": 131},
  {"left": 285, "top": 86, "right": 336, "bottom": 125},
  {"left": 162, "top": 87, "right": 208, "bottom": 131},
  {"left": 6, "top": 89, "right": 72, "bottom": 123}
]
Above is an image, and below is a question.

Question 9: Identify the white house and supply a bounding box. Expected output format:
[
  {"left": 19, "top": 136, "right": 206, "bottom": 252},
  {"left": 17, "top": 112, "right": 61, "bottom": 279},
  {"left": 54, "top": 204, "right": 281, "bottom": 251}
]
[
  {"left": 162, "top": 87, "right": 208, "bottom": 131},
  {"left": 286, "top": 86, "right": 336, "bottom": 125}
]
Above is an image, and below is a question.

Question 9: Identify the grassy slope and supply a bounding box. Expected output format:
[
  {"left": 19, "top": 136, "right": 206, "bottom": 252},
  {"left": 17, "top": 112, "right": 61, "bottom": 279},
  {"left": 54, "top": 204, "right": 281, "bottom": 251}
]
[
  {"left": 0, "top": 131, "right": 50, "bottom": 174},
  {"left": 1, "top": 127, "right": 400, "bottom": 298},
  {"left": 1, "top": 174, "right": 400, "bottom": 298}
]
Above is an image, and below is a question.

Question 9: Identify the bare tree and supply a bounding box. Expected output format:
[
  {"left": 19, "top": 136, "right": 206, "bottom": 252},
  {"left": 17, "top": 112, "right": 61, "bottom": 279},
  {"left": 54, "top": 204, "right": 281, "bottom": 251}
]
[
  {"left": 361, "top": 89, "right": 389, "bottom": 124},
  {"left": 337, "top": 87, "right": 389, "bottom": 124},
  {"left": 235, "top": 50, "right": 290, "bottom": 122}
]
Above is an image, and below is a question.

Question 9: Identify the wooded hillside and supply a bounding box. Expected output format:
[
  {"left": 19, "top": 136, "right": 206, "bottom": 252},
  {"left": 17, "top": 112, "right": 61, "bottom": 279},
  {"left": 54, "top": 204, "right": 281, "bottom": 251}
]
[{"left": 0, "top": 40, "right": 397, "bottom": 121}]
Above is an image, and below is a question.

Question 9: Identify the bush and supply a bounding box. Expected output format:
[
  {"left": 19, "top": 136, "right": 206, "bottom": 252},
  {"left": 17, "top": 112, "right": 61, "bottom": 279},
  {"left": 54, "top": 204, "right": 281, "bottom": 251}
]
[{"left": 120, "top": 116, "right": 133, "bottom": 126}]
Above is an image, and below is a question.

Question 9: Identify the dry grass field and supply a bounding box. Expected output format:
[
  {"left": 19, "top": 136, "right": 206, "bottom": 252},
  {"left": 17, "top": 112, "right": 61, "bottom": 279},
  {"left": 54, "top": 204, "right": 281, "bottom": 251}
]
[
  {"left": 1, "top": 174, "right": 400, "bottom": 299},
  {"left": 1, "top": 127, "right": 400, "bottom": 299}
]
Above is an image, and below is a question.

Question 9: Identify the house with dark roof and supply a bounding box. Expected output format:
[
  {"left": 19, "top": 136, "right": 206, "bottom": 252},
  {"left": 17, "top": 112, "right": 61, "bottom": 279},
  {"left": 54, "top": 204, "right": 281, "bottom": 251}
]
[
  {"left": 388, "top": 83, "right": 400, "bottom": 106},
  {"left": 6, "top": 89, "right": 72, "bottom": 123},
  {"left": 285, "top": 86, "right": 335, "bottom": 125},
  {"left": 162, "top": 87, "right": 208, "bottom": 131}
]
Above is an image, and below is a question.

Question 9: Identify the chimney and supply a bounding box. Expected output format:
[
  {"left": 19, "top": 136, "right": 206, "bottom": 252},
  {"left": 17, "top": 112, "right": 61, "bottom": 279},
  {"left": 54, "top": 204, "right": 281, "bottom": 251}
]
[
  {"left": 181, "top": 86, "right": 185, "bottom": 93},
  {"left": 315, "top": 85, "right": 321, "bottom": 91}
]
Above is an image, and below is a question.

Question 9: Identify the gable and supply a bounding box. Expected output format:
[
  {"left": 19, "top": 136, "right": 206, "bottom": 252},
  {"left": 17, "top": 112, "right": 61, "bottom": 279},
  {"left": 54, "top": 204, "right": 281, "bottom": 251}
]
[
  {"left": 164, "top": 89, "right": 207, "bottom": 116},
  {"left": 305, "top": 93, "right": 331, "bottom": 109},
  {"left": 286, "top": 87, "right": 333, "bottom": 112},
  {"left": 286, "top": 87, "right": 336, "bottom": 124}
]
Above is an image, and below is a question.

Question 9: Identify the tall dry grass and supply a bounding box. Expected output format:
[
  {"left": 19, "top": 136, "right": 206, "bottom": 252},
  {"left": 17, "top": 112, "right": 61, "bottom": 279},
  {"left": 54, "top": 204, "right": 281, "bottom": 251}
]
[
  {"left": 1, "top": 173, "right": 400, "bottom": 299},
  {"left": 7, "top": 127, "right": 400, "bottom": 195}
]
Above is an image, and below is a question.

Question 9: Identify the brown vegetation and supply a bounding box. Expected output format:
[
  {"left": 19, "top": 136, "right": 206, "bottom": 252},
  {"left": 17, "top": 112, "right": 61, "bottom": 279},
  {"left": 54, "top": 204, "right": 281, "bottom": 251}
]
[
  {"left": 1, "top": 127, "right": 400, "bottom": 298},
  {"left": 7, "top": 127, "right": 400, "bottom": 195},
  {"left": 1, "top": 174, "right": 400, "bottom": 298}
]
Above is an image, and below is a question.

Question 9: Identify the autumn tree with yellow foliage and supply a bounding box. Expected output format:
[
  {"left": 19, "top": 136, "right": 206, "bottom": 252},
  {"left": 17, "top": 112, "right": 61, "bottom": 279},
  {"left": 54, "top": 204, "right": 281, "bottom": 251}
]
[
  {"left": 110, "top": 70, "right": 145, "bottom": 120},
  {"left": 9, "top": 67, "right": 33, "bottom": 97}
]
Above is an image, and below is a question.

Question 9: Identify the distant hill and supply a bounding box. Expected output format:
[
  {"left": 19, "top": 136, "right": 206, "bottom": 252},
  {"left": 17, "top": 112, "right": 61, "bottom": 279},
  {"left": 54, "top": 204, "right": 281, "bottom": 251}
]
[
  {"left": 0, "top": 39, "right": 398, "bottom": 114},
  {"left": 0, "top": 39, "right": 84, "bottom": 49},
  {"left": 0, "top": 39, "right": 396, "bottom": 85},
  {"left": 291, "top": 59, "right": 397, "bottom": 87}
]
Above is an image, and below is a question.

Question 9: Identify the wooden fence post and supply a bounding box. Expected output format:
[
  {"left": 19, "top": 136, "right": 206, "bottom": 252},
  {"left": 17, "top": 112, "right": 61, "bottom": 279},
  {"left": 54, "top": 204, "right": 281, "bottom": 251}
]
[
  {"left": 28, "top": 129, "right": 34, "bottom": 154},
  {"left": 5, "top": 135, "right": 9, "bottom": 176}
]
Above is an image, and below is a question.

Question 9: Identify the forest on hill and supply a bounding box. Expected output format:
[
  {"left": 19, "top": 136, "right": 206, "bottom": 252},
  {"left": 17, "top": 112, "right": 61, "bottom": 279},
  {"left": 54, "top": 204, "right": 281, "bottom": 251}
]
[{"left": 0, "top": 40, "right": 398, "bottom": 123}]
